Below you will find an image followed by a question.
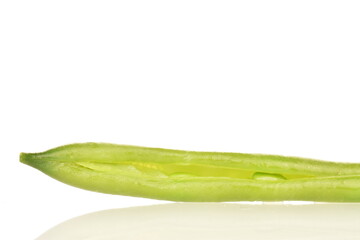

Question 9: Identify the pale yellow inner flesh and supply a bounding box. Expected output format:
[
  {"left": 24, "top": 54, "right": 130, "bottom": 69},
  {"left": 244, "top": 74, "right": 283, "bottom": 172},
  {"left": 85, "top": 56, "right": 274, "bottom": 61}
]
[{"left": 76, "top": 161, "right": 314, "bottom": 180}]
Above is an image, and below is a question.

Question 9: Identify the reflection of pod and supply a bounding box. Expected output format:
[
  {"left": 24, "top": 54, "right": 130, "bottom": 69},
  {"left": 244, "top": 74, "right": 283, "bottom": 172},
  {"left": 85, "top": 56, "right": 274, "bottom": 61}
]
[
  {"left": 21, "top": 143, "right": 360, "bottom": 202},
  {"left": 37, "top": 203, "right": 360, "bottom": 240}
]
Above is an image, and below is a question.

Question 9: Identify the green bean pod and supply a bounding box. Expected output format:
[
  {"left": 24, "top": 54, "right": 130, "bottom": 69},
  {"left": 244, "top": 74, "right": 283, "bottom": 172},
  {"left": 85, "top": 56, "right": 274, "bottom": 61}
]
[{"left": 20, "top": 143, "right": 360, "bottom": 202}]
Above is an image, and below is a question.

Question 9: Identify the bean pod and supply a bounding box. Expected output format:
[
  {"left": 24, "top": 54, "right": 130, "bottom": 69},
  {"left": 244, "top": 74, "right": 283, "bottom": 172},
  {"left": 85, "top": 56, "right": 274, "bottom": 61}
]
[{"left": 20, "top": 143, "right": 360, "bottom": 202}]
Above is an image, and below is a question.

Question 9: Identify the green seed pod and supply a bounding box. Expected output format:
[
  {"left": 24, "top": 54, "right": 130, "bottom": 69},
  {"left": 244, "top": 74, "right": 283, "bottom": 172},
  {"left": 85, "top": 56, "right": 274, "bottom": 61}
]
[{"left": 20, "top": 143, "right": 360, "bottom": 202}]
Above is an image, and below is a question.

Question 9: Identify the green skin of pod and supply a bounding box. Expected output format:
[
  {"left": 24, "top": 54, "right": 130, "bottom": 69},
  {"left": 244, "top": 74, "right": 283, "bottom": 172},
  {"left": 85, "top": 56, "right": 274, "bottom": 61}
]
[{"left": 20, "top": 143, "right": 360, "bottom": 202}]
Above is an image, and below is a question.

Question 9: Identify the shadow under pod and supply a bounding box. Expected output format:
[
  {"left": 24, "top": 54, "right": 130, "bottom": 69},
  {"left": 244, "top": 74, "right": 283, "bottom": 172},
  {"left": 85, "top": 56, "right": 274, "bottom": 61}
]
[{"left": 37, "top": 203, "right": 360, "bottom": 240}]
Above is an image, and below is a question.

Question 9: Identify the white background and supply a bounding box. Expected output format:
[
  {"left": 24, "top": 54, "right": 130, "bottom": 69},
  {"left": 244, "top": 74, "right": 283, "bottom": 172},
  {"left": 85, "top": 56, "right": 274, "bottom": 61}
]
[{"left": 1, "top": 0, "right": 360, "bottom": 239}]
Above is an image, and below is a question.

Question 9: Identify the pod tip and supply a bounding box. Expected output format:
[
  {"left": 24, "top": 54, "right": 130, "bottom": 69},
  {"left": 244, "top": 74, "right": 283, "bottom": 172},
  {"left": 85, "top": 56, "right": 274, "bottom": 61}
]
[{"left": 20, "top": 152, "right": 27, "bottom": 164}]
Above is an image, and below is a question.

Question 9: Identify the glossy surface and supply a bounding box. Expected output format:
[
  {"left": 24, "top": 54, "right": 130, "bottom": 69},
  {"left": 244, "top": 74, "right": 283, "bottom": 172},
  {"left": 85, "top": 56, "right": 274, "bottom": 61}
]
[{"left": 21, "top": 143, "right": 360, "bottom": 202}]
